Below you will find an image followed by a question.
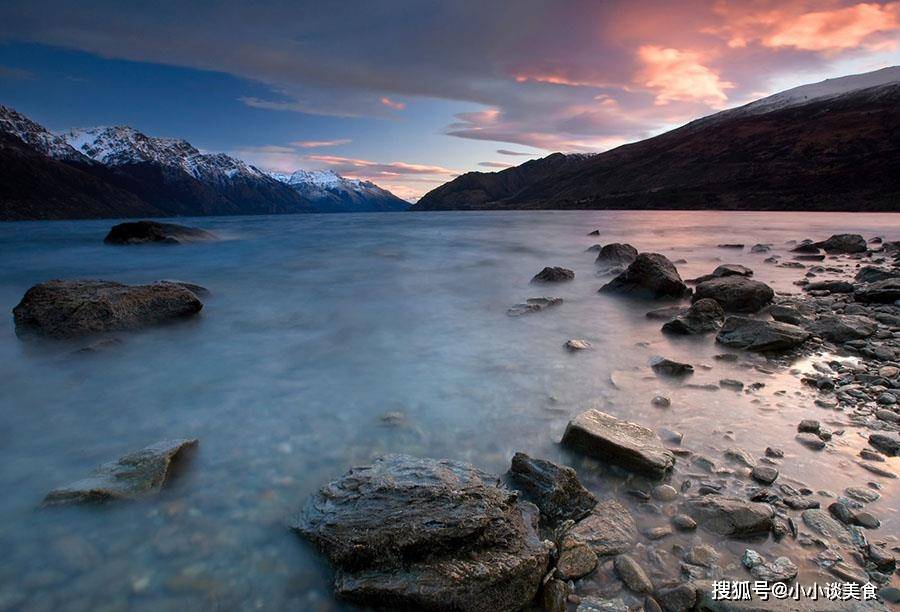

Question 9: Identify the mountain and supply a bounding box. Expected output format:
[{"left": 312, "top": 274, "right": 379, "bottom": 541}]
[
  {"left": 270, "top": 169, "right": 409, "bottom": 212},
  {"left": 415, "top": 68, "right": 900, "bottom": 212}
]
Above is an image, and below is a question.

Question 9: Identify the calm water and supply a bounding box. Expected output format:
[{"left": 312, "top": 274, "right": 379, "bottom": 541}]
[{"left": 0, "top": 210, "right": 898, "bottom": 610}]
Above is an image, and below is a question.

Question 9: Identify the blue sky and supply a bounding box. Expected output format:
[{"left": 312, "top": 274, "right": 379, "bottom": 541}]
[{"left": 1, "top": 1, "right": 898, "bottom": 200}]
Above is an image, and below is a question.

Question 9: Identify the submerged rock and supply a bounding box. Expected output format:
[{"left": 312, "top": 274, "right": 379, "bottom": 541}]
[
  {"left": 532, "top": 267, "right": 574, "bottom": 283},
  {"left": 595, "top": 243, "right": 638, "bottom": 267},
  {"left": 43, "top": 438, "right": 198, "bottom": 506},
  {"left": 692, "top": 276, "right": 774, "bottom": 313},
  {"left": 507, "top": 297, "right": 563, "bottom": 317},
  {"left": 812, "top": 233, "right": 868, "bottom": 254},
  {"left": 661, "top": 298, "right": 724, "bottom": 335},
  {"left": 715, "top": 316, "right": 810, "bottom": 353},
  {"left": 650, "top": 356, "right": 694, "bottom": 377},
  {"left": 683, "top": 496, "right": 774, "bottom": 536},
  {"left": 293, "top": 454, "right": 549, "bottom": 612},
  {"left": 599, "top": 253, "right": 691, "bottom": 299},
  {"left": 104, "top": 220, "right": 216, "bottom": 244},
  {"left": 561, "top": 409, "right": 675, "bottom": 478},
  {"left": 505, "top": 452, "right": 596, "bottom": 523},
  {"left": 13, "top": 279, "right": 203, "bottom": 339},
  {"left": 855, "top": 266, "right": 899, "bottom": 283}
]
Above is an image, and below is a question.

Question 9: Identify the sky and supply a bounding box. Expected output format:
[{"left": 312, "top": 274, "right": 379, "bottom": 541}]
[{"left": 0, "top": 1, "right": 898, "bottom": 201}]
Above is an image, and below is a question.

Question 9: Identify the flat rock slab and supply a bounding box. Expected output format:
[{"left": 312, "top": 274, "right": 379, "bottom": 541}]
[
  {"left": 505, "top": 452, "right": 596, "bottom": 523},
  {"left": 104, "top": 220, "right": 216, "bottom": 244},
  {"left": 294, "top": 454, "right": 549, "bottom": 612},
  {"left": 43, "top": 438, "right": 198, "bottom": 506},
  {"left": 716, "top": 316, "right": 811, "bottom": 353},
  {"left": 568, "top": 500, "right": 637, "bottom": 556},
  {"left": 13, "top": 279, "right": 203, "bottom": 339},
  {"left": 805, "top": 315, "right": 876, "bottom": 343},
  {"left": 801, "top": 509, "right": 852, "bottom": 545},
  {"left": 599, "top": 253, "right": 691, "bottom": 299},
  {"left": 855, "top": 278, "right": 900, "bottom": 303},
  {"left": 507, "top": 297, "right": 563, "bottom": 317},
  {"left": 561, "top": 409, "right": 675, "bottom": 478},
  {"left": 683, "top": 496, "right": 774, "bottom": 536}
]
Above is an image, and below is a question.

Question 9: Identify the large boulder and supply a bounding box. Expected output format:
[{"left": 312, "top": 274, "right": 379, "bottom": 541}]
[
  {"left": 805, "top": 315, "right": 877, "bottom": 343},
  {"left": 595, "top": 243, "right": 638, "bottom": 267},
  {"left": 855, "top": 266, "right": 899, "bottom": 284},
  {"left": 855, "top": 278, "right": 900, "bottom": 303},
  {"left": 104, "top": 220, "right": 216, "bottom": 244},
  {"left": 294, "top": 455, "right": 550, "bottom": 612},
  {"left": 505, "top": 452, "right": 596, "bottom": 523},
  {"left": 43, "top": 439, "right": 198, "bottom": 506},
  {"left": 716, "top": 316, "right": 811, "bottom": 353},
  {"left": 13, "top": 279, "right": 203, "bottom": 339},
  {"left": 683, "top": 496, "right": 774, "bottom": 537},
  {"left": 532, "top": 267, "right": 574, "bottom": 283},
  {"left": 561, "top": 409, "right": 675, "bottom": 478},
  {"left": 661, "top": 298, "right": 724, "bottom": 335},
  {"left": 692, "top": 276, "right": 774, "bottom": 313},
  {"left": 688, "top": 264, "right": 753, "bottom": 284},
  {"left": 599, "top": 253, "right": 690, "bottom": 299},
  {"left": 812, "top": 233, "right": 868, "bottom": 254}
]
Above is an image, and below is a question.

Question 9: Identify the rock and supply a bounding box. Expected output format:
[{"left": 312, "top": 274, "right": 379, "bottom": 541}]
[
  {"left": 719, "top": 378, "right": 744, "bottom": 390},
  {"left": 568, "top": 500, "right": 637, "bottom": 556},
  {"left": 532, "top": 267, "right": 574, "bottom": 283},
  {"left": 852, "top": 511, "right": 880, "bottom": 529},
  {"left": 599, "top": 253, "right": 691, "bottom": 299},
  {"left": 595, "top": 243, "right": 638, "bottom": 267},
  {"left": 689, "top": 264, "right": 754, "bottom": 285},
  {"left": 556, "top": 535, "right": 598, "bottom": 579},
  {"left": 104, "top": 220, "right": 216, "bottom": 244},
  {"left": 716, "top": 317, "right": 810, "bottom": 353},
  {"left": 614, "top": 554, "right": 653, "bottom": 594},
  {"left": 541, "top": 579, "right": 569, "bottom": 612},
  {"left": 672, "top": 514, "right": 697, "bottom": 531},
  {"left": 805, "top": 315, "right": 877, "bottom": 343},
  {"left": 741, "top": 549, "right": 764, "bottom": 568},
  {"left": 684, "top": 496, "right": 774, "bottom": 536},
  {"left": 661, "top": 298, "right": 724, "bottom": 335},
  {"left": 506, "top": 452, "right": 596, "bottom": 523},
  {"left": 856, "top": 266, "right": 899, "bottom": 283},
  {"left": 576, "top": 597, "right": 629, "bottom": 612},
  {"left": 798, "top": 419, "right": 820, "bottom": 433},
  {"left": 828, "top": 501, "right": 854, "bottom": 524},
  {"left": 751, "top": 465, "right": 778, "bottom": 485},
  {"left": 792, "top": 240, "right": 821, "bottom": 253},
  {"left": 561, "top": 409, "right": 676, "bottom": 478},
  {"left": 646, "top": 305, "right": 687, "bottom": 320},
  {"left": 869, "top": 434, "right": 899, "bottom": 456},
  {"left": 650, "top": 356, "right": 694, "bottom": 377},
  {"left": 829, "top": 562, "right": 868, "bottom": 585},
  {"left": 294, "top": 455, "right": 549, "bottom": 612},
  {"left": 651, "top": 395, "right": 671, "bottom": 408},
  {"left": 880, "top": 587, "right": 900, "bottom": 604},
  {"left": 653, "top": 484, "right": 678, "bottom": 502},
  {"left": 801, "top": 509, "right": 851, "bottom": 544},
  {"left": 751, "top": 244, "right": 771, "bottom": 253},
  {"left": 655, "top": 584, "right": 696, "bottom": 612},
  {"left": 795, "top": 433, "right": 826, "bottom": 450},
  {"left": 565, "top": 339, "right": 592, "bottom": 351},
  {"left": 718, "top": 244, "right": 744, "bottom": 249},
  {"left": 692, "top": 276, "right": 774, "bottom": 313},
  {"left": 724, "top": 447, "right": 755, "bottom": 467},
  {"left": 765, "top": 447, "right": 783, "bottom": 458},
  {"left": 768, "top": 304, "right": 809, "bottom": 326},
  {"left": 42, "top": 439, "right": 198, "bottom": 506},
  {"left": 686, "top": 544, "right": 719, "bottom": 568},
  {"left": 784, "top": 496, "right": 820, "bottom": 510},
  {"left": 855, "top": 278, "right": 900, "bottom": 303},
  {"left": 507, "top": 297, "right": 563, "bottom": 317},
  {"left": 803, "top": 280, "right": 854, "bottom": 294},
  {"left": 586, "top": 244, "right": 603, "bottom": 252},
  {"left": 844, "top": 487, "right": 880, "bottom": 503},
  {"left": 812, "top": 233, "right": 868, "bottom": 254},
  {"left": 867, "top": 544, "right": 896, "bottom": 573},
  {"left": 13, "top": 279, "right": 204, "bottom": 339},
  {"left": 878, "top": 365, "right": 899, "bottom": 379},
  {"left": 745, "top": 551, "right": 798, "bottom": 583}
]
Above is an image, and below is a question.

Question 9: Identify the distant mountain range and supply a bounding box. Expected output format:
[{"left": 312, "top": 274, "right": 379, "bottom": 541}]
[
  {"left": 0, "top": 107, "right": 408, "bottom": 220},
  {"left": 415, "top": 67, "right": 900, "bottom": 212}
]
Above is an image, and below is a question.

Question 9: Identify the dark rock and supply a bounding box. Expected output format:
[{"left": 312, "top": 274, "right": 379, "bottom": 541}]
[
  {"left": 867, "top": 544, "right": 896, "bottom": 573},
  {"left": 595, "top": 243, "right": 638, "bottom": 267},
  {"left": 655, "top": 584, "right": 696, "bottom": 612},
  {"left": 661, "top": 298, "right": 724, "bottom": 335},
  {"left": 689, "top": 264, "right": 753, "bottom": 284},
  {"left": 795, "top": 433, "right": 826, "bottom": 450},
  {"left": 716, "top": 316, "right": 811, "bottom": 352},
  {"left": 294, "top": 454, "right": 549, "bottom": 612},
  {"left": 797, "top": 419, "right": 820, "bottom": 433},
  {"left": 801, "top": 509, "right": 852, "bottom": 544},
  {"left": 672, "top": 514, "right": 697, "bottom": 531},
  {"left": 851, "top": 511, "right": 880, "bottom": 529},
  {"left": 157, "top": 279, "right": 210, "bottom": 297},
  {"left": 855, "top": 278, "right": 900, "bottom": 303},
  {"left": 13, "top": 279, "right": 203, "bottom": 339},
  {"left": 855, "top": 266, "right": 899, "bottom": 283},
  {"left": 812, "top": 233, "right": 868, "bottom": 254},
  {"left": 768, "top": 305, "right": 810, "bottom": 326},
  {"left": 650, "top": 356, "right": 694, "bottom": 377},
  {"left": 783, "top": 496, "right": 819, "bottom": 510},
  {"left": 599, "top": 253, "right": 691, "bottom": 299},
  {"left": 692, "top": 276, "right": 774, "bottom": 313},
  {"left": 532, "top": 267, "right": 574, "bottom": 283},
  {"left": 683, "top": 496, "right": 774, "bottom": 536},
  {"left": 718, "top": 244, "right": 744, "bottom": 249},
  {"left": 803, "top": 280, "right": 854, "bottom": 293},
  {"left": 565, "top": 339, "right": 592, "bottom": 351},
  {"left": 750, "top": 244, "right": 771, "bottom": 253},
  {"left": 646, "top": 305, "right": 687, "bottom": 320},
  {"left": 561, "top": 409, "right": 675, "bottom": 478},
  {"left": 869, "top": 434, "right": 900, "bottom": 456},
  {"left": 791, "top": 241, "right": 820, "bottom": 253},
  {"left": 614, "top": 554, "right": 653, "bottom": 594},
  {"left": 541, "top": 579, "right": 569, "bottom": 612},
  {"left": 506, "top": 452, "right": 596, "bottom": 523},
  {"left": 764, "top": 447, "right": 783, "bottom": 458},
  {"left": 828, "top": 501, "right": 854, "bottom": 524},
  {"left": 507, "top": 296, "right": 563, "bottom": 317},
  {"left": 43, "top": 438, "right": 197, "bottom": 506},
  {"left": 568, "top": 500, "right": 637, "bottom": 556},
  {"left": 805, "top": 315, "right": 877, "bottom": 343},
  {"left": 751, "top": 465, "right": 778, "bottom": 485},
  {"left": 555, "top": 534, "right": 597, "bottom": 580},
  {"left": 104, "top": 220, "right": 216, "bottom": 244}
]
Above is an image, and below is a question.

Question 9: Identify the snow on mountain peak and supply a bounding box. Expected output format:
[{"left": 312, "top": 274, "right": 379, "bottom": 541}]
[{"left": 0, "top": 105, "right": 90, "bottom": 162}]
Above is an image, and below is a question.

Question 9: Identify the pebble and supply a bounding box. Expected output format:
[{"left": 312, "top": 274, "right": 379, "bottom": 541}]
[
  {"left": 750, "top": 465, "right": 778, "bottom": 485},
  {"left": 671, "top": 514, "right": 697, "bottom": 531},
  {"left": 651, "top": 395, "right": 671, "bottom": 408},
  {"left": 652, "top": 484, "right": 678, "bottom": 502}
]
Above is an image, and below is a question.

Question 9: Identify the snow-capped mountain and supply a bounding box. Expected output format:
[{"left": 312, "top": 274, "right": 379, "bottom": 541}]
[
  {"left": 270, "top": 169, "right": 409, "bottom": 212},
  {"left": 63, "top": 126, "right": 268, "bottom": 184},
  {"left": 0, "top": 105, "right": 91, "bottom": 163}
]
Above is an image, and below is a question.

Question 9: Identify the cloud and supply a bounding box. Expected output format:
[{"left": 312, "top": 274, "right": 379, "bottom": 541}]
[
  {"left": 496, "top": 149, "right": 533, "bottom": 156},
  {"left": 238, "top": 96, "right": 361, "bottom": 118},
  {"left": 0, "top": 64, "right": 34, "bottom": 80},
  {"left": 290, "top": 138, "right": 351, "bottom": 148},
  {"left": 478, "top": 161, "right": 514, "bottom": 168},
  {"left": 636, "top": 45, "right": 735, "bottom": 107},
  {"left": 380, "top": 96, "right": 406, "bottom": 110}
]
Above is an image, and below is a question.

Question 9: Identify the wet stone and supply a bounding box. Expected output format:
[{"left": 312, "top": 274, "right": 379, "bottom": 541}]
[
  {"left": 614, "top": 554, "right": 653, "bottom": 594},
  {"left": 684, "top": 496, "right": 774, "bottom": 537},
  {"left": 568, "top": 500, "right": 638, "bottom": 557},
  {"left": 506, "top": 452, "right": 597, "bottom": 523},
  {"left": 532, "top": 267, "right": 574, "bottom": 283},
  {"left": 751, "top": 465, "right": 778, "bottom": 485}
]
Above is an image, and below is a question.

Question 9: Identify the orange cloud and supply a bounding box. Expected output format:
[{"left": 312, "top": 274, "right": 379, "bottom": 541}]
[
  {"left": 289, "top": 138, "right": 351, "bottom": 148},
  {"left": 635, "top": 45, "right": 735, "bottom": 107},
  {"left": 380, "top": 96, "right": 406, "bottom": 110},
  {"left": 305, "top": 155, "right": 456, "bottom": 176}
]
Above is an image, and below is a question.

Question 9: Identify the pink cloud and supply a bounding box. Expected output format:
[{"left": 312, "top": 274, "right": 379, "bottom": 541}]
[
  {"left": 635, "top": 45, "right": 735, "bottom": 107},
  {"left": 289, "top": 138, "right": 352, "bottom": 148},
  {"left": 380, "top": 96, "right": 406, "bottom": 110}
]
